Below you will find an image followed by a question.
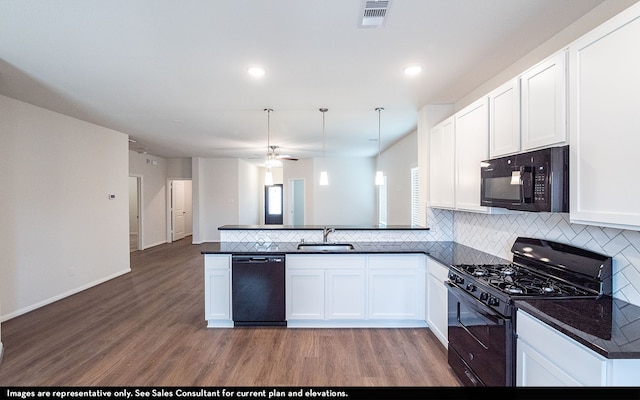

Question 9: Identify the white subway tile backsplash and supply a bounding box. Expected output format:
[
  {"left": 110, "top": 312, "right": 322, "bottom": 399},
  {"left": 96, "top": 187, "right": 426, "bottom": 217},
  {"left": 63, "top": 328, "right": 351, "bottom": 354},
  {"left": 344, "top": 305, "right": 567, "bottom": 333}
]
[{"left": 445, "top": 210, "right": 640, "bottom": 307}]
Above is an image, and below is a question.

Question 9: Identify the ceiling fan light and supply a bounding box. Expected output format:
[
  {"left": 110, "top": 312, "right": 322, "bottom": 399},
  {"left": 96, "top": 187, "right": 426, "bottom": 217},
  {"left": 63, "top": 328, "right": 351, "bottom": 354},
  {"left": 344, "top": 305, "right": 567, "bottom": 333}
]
[{"left": 319, "top": 171, "right": 329, "bottom": 186}]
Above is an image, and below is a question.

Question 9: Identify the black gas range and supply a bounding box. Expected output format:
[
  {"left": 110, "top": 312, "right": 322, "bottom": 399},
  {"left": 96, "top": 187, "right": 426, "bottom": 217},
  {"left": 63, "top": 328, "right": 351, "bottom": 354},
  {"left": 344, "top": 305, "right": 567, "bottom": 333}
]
[{"left": 446, "top": 237, "right": 612, "bottom": 386}]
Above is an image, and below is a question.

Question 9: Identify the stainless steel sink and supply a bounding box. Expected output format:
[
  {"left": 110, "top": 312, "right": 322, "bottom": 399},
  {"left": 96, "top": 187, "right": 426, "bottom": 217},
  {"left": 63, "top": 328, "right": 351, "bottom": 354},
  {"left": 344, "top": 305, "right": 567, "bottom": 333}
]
[{"left": 296, "top": 243, "right": 355, "bottom": 251}]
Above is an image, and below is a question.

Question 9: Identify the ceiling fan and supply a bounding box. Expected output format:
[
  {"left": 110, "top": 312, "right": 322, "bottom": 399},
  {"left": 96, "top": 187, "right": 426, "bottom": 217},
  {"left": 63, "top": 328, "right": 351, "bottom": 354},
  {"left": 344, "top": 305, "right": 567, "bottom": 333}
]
[{"left": 265, "top": 145, "right": 298, "bottom": 166}]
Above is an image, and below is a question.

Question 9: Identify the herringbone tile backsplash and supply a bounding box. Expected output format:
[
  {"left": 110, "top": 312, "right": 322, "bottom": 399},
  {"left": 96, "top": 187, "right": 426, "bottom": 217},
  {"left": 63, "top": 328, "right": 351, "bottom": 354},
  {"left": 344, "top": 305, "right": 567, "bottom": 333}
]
[
  {"left": 438, "top": 209, "right": 640, "bottom": 307},
  {"left": 221, "top": 208, "right": 640, "bottom": 306}
]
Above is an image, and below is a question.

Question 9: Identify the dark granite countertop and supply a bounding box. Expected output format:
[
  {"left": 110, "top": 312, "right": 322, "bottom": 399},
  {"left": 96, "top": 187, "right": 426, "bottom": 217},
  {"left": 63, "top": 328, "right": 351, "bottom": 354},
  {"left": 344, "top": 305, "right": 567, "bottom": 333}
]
[
  {"left": 515, "top": 297, "right": 640, "bottom": 359},
  {"left": 218, "top": 224, "right": 430, "bottom": 231},
  {"left": 200, "top": 241, "right": 506, "bottom": 264}
]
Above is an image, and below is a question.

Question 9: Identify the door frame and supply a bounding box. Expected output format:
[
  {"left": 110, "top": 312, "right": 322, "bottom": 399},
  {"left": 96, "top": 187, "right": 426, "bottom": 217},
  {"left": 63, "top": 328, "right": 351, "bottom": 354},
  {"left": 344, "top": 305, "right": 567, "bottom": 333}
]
[
  {"left": 129, "top": 174, "right": 143, "bottom": 251},
  {"left": 166, "top": 178, "right": 193, "bottom": 243}
]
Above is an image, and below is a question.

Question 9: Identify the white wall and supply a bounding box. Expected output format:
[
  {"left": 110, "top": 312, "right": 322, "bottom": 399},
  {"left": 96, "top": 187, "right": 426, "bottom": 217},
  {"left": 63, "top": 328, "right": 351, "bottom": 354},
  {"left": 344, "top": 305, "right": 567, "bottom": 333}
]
[
  {"left": 129, "top": 151, "right": 168, "bottom": 248},
  {"left": 238, "top": 160, "right": 260, "bottom": 225},
  {"left": 0, "top": 95, "right": 130, "bottom": 321},
  {"left": 312, "top": 157, "right": 376, "bottom": 226},
  {"left": 192, "top": 157, "right": 261, "bottom": 242},
  {"left": 128, "top": 177, "right": 139, "bottom": 234},
  {"left": 167, "top": 158, "right": 192, "bottom": 179},
  {"left": 379, "top": 130, "right": 418, "bottom": 225}
]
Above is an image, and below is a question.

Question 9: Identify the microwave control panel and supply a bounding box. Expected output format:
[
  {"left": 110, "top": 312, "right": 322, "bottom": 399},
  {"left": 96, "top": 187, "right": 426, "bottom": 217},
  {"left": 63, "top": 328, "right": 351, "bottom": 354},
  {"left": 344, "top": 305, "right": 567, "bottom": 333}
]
[{"left": 534, "top": 166, "right": 547, "bottom": 202}]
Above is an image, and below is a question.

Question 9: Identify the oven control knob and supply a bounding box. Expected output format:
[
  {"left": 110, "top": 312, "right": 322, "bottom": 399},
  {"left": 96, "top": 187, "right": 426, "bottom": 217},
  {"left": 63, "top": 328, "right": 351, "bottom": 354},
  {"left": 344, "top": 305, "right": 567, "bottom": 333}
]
[
  {"left": 466, "top": 284, "right": 476, "bottom": 292},
  {"left": 480, "top": 292, "right": 489, "bottom": 301},
  {"left": 487, "top": 296, "right": 500, "bottom": 306}
]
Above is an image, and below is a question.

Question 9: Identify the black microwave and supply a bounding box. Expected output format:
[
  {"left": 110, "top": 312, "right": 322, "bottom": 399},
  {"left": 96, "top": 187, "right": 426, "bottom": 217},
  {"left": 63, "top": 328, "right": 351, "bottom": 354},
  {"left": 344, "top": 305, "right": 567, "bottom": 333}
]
[{"left": 480, "top": 146, "right": 569, "bottom": 212}]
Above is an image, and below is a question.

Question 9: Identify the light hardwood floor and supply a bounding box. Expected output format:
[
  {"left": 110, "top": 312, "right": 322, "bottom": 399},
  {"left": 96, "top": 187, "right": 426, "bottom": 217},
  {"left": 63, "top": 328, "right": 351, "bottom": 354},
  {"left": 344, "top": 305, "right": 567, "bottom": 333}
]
[{"left": 0, "top": 239, "right": 460, "bottom": 386}]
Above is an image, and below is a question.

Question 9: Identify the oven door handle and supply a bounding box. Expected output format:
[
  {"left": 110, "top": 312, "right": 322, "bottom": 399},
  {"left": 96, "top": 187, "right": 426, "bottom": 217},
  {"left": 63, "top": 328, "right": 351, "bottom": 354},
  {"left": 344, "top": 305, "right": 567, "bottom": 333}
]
[{"left": 447, "top": 282, "right": 505, "bottom": 350}]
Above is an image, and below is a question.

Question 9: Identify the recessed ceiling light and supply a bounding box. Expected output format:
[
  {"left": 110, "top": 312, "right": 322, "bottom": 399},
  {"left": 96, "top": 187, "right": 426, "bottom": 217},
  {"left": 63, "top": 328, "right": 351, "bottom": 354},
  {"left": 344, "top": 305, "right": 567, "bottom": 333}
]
[
  {"left": 247, "top": 66, "right": 266, "bottom": 78},
  {"left": 403, "top": 65, "right": 423, "bottom": 77}
]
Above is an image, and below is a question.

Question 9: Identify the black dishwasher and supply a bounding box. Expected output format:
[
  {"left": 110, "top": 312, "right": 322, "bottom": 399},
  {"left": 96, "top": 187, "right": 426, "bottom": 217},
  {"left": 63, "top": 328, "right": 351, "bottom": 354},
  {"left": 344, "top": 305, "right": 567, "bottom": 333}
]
[{"left": 231, "top": 254, "right": 286, "bottom": 326}]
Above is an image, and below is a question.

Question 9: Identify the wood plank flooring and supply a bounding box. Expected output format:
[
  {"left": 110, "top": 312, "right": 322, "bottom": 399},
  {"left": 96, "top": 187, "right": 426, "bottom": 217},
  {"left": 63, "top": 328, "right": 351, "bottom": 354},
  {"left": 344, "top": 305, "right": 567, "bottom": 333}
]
[{"left": 0, "top": 239, "right": 460, "bottom": 387}]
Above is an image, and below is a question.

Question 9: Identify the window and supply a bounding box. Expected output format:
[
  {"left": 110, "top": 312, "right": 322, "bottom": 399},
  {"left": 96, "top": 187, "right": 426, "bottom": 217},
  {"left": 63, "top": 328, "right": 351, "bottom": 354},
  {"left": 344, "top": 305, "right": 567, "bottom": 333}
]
[
  {"left": 265, "top": 184, "right": 283, "bottom": 224},
  {"left": 411, "top": 167, "right": 419, "bottom": 226}
]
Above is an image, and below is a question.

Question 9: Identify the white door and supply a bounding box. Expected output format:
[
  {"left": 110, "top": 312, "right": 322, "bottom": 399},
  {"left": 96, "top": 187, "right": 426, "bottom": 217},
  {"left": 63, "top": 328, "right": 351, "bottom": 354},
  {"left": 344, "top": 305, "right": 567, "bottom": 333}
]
[{"left": 172, "top": 180, "right": 185, "bottom": 241}]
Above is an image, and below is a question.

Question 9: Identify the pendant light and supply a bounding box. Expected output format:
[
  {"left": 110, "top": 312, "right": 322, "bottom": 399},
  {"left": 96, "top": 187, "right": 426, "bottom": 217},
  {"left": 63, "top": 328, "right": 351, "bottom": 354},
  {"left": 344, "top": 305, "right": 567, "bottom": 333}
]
[
  {"left": 375, "top": 107, "right": 385, "bottom": 186},
  {"left": 319, "top": 108, "right": 329, "bottom": 186},
  {"left": 264, "top": 108, "right": 274, "bottom": 186}
]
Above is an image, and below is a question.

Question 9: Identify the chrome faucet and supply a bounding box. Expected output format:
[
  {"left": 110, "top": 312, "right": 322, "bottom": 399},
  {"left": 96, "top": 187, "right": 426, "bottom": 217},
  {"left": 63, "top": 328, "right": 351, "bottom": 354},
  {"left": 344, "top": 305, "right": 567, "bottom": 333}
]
[{"left": 322, "top": 226, "right": 335, "bottom": 243}]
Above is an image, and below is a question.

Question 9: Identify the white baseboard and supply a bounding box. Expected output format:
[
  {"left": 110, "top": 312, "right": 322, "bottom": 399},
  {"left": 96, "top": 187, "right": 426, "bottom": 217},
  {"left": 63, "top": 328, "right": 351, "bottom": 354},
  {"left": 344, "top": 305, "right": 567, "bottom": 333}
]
[
  {"left": 142, "top": 240, "right": 167, "bottom": 250},
  {"left": 0, "top": 268, "right": 131, "bottom": 323}
]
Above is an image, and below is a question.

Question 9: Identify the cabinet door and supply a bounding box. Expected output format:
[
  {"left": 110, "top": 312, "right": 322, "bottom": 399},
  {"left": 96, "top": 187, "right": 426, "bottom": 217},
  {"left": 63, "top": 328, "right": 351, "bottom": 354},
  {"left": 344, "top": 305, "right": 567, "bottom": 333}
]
[
  {"left": 569, "top": 4, "right": 640, "bottom": 230},
  {"left": 429, "top": 117, "right": 455, "bottom": 209},
  {"left": 521, "top": 51, "right": 567, "bottom": 151},
  {"left": 426, "top": 259, "right": 448, "bottom": 348},
  {"left": 368, "top": 269, "right": 422, "bottom": 319},
  {"left": 489, "top": 78, "right": 520, "bottom": 157},
  {"left": 204, "top": 268, "right": 231, "bottom": 324},
  {"left": 326, "top": 269, "right": 366, "bottom": 319},
  {"left": 368, "top": 255, "right": 426, "bottom": 320},
  {"left": 286, "top": 269, "right": 325, "bottom": 320},
  {"left": 454, "top": 97, "right": 490, "bottom": 212}
]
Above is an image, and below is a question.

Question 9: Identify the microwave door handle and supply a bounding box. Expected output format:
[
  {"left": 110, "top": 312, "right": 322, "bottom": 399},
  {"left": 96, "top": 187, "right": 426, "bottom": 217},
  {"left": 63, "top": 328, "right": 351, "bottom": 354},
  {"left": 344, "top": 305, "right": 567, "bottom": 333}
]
[{"left": 521, "top": 166, "right": 534, "bottom": 203}]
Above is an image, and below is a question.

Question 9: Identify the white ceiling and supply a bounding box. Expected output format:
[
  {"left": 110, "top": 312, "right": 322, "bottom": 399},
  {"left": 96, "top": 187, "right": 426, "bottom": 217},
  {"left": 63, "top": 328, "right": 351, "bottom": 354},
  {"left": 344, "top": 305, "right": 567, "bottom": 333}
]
[{"left": 0, "top": 0, "right": 605, "bottom": 161}]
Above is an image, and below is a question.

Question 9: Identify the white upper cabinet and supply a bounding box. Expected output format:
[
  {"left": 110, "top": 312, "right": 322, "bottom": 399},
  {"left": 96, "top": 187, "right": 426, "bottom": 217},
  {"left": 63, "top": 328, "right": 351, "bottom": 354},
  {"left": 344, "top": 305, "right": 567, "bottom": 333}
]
[
  {"left": 429, "top": 116, "right": 455, "bottom": 209},
  {"left": 520, "top": 50, "right": 568, "bottom": 151},
  {"left": 569, "top": 2, "right": 640, "bottom": 231},
  {"left": 489, "top": 78, "right": 521, "bottom": 157},
  {"left": 454, "top": 97, "right": 490, "bottom": 213}
]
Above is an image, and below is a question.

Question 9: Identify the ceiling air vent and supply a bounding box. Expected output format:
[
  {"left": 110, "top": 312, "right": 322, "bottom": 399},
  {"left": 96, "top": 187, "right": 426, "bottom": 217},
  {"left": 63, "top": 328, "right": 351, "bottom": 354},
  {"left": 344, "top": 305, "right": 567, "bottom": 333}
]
[{"left": 359, "top": 0, "right": 391, "bottom": 28}]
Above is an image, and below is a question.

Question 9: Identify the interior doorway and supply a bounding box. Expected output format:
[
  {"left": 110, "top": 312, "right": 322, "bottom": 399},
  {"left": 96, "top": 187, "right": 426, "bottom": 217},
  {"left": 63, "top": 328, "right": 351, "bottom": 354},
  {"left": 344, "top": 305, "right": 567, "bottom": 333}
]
[
  {"left": 129, "top": 175, "right": 142, "bottom": 252},
  {"left": 170, "top": 179, "right": 193, "bottom": 242}
]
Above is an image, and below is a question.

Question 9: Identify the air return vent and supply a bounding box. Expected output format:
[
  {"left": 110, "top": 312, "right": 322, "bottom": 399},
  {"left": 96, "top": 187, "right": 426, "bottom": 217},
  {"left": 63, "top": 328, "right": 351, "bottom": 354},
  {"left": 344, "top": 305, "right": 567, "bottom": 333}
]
[{"left": 359, "top": 0, "right": 390, "bottom": 28}]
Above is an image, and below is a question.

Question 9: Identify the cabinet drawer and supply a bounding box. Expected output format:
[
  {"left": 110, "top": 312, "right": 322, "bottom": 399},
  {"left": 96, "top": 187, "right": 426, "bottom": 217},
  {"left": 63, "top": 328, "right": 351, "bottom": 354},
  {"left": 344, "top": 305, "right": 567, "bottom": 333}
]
[
  {"left": 517, "top": 311, "right": 605, "bottom": 384},
  {"left": 286, "top": 254, "right": 366, "bottom": 269},
  {"left": 204, "top": 254, "right": 231, "bottom": 269},
  {"left": 427, "top": 258, "right": 449, "bottom": 282},
  {"left": 368, "top": 254, "right": 425, "bottom": 269}
]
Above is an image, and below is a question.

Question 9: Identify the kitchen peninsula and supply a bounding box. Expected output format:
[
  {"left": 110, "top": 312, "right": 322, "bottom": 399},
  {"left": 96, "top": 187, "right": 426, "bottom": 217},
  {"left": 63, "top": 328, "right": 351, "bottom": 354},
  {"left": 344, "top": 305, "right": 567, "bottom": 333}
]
[{"left": 201, "top": 224, "right": 505, "bottom": 339}]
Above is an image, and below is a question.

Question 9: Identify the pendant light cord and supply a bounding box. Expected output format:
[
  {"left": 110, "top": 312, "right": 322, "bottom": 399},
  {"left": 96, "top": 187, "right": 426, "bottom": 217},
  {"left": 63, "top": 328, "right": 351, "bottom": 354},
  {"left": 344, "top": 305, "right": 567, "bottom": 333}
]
[
  {"left": 376, "top": 107, "right": 384, "bottom": 161},
  {"left": 320, "top": 108, "right": 328, "bottom": 162},
  {"left": 265, "top": 108, "right": 273, "bottom": 161}
]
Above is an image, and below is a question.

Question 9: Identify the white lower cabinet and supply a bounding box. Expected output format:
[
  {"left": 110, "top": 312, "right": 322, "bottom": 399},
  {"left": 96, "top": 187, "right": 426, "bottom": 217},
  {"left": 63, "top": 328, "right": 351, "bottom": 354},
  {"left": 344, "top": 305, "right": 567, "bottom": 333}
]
[
  {"left": 286, "top": 268, "right": 325, "bottom": 320},
  {"left": 426, "top": 258, "right": 449, "bottom": 348},
  {"left": 516, "top": 310, "right": 640, "bottom": 386},
  {"left": 368, "top": 255, "right": 426, "bottom": 320},
  {"left": 204, "top": 255, "right": 233, "bottom": 327},
  {"left": 326, "top": 269, "right": 366, "bottom": 319},
  {"left": 286, "top": 253, "right": 426, "bottom": 327}
]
